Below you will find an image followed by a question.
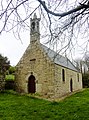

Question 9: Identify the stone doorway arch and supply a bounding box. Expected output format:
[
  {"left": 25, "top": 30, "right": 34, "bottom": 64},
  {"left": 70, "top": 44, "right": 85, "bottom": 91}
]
[
  {"left": 28, "top": 75, "right": 36, "bottom": 93},
  {"left": 70, "top": 79, "right": 73, "bottom": 92}
]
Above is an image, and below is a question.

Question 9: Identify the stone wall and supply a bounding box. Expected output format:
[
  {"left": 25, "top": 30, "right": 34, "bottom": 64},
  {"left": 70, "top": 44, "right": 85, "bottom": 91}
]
[
  {"left": 15, "top": 42, "right": 55, "bottom": 97},
  {"left": 54, "top": 64, "right": 82, "bottom": 98}
]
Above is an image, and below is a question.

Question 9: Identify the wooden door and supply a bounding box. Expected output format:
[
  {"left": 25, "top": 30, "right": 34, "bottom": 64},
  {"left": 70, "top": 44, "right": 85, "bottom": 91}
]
[{"left": 28, "top": 75, "right": 35, "bottom": 93}]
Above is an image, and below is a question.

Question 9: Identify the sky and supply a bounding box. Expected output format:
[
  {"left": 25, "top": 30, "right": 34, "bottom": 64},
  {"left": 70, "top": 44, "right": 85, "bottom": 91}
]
[
  {"left": 0, "top": 0, "right": 39, "bottom": 66},
  {"left": 0, "top": 31, "right": 30, "bottom": 66},
  {"left": 0, "top": 26, "right": 85, "bottom": 66},
  {"left": 0, "top": 0, "right": 89, "bottom": 66}
]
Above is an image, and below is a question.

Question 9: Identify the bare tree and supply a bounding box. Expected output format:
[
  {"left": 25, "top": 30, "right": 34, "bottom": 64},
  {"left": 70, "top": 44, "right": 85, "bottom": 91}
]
[{"left": 0, "top": 0, "right": 89, "bottom": 58}]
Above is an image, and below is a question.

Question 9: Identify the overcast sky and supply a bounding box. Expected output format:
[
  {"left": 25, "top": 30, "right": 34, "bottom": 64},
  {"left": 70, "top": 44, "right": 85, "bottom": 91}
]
[
  {"left": 0, "top": 28, "right": 86, "bottom": 66},
  {"left": 0, "top": 0, "right": 89, "bottom": 66},
  {"left": 0, "top": 17, "right": 88, "bottom": 66},
  {"left": 0, "top": 31, "right": 30, "bottom": 66}
]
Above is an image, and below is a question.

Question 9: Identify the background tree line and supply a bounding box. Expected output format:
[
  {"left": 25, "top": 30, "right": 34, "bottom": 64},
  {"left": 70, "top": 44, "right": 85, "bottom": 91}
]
[{"left": 0, "top": 54, "right": 15, "bottom": 90}]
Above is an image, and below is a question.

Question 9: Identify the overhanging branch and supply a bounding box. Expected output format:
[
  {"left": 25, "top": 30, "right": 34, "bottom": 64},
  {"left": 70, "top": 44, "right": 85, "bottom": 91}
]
[{"left": 37, "top": 0, "right": 89, "bottom": 17}]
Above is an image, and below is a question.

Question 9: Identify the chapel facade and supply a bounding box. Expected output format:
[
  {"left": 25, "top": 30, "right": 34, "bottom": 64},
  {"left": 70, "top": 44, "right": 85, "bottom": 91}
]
[{"left": 15, "top": 14, "right": 82, "bottom": 99}]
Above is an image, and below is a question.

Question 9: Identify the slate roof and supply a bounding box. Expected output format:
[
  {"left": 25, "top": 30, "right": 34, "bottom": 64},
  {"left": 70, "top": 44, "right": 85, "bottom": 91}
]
[{"left": 41, "top": 44, "right": 78, "bottom": 72}]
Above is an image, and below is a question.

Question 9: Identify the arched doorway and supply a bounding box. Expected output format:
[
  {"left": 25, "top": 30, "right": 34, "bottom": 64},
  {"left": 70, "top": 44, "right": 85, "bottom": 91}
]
[
  {"left": 28, "top": 75, "right": 36, "bottom": 93},
  {"left": 70, "top": 79, "right": 73, "bottom": 92}
]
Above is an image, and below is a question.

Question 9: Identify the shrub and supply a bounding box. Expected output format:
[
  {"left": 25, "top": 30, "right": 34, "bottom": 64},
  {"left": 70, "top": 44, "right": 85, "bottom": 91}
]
[{"left": 5, "top": 75, "right": 15, "bottom": 81}]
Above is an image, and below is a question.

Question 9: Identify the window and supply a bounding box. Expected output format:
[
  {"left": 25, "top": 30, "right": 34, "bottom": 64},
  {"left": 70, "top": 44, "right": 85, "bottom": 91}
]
[
  {"left": 62, "top": 69, "right": 65, "bottom": 82},
  {"left": 77, "top": 73, "right": 79, "bottom": 82}
]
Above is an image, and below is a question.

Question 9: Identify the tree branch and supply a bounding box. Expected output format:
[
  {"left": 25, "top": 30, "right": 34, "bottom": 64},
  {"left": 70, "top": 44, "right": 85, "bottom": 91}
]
[{"left": 37, "top": 0, "right": 89, "bottom": 17}]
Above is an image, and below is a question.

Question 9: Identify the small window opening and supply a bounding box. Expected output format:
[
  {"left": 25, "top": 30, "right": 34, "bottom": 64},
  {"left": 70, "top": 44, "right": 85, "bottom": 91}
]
[
  {"left": 62, "top": 69, "right": 65, "bottom": 82},
  {"left": 77, "top": 73, "right": 79, "bottom": 82},
  {"left": 30, "top": 59, "right": 36, "bottom": 61}
]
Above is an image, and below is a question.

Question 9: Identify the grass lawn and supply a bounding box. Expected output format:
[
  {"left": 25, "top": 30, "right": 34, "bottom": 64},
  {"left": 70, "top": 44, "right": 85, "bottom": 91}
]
[{"left": 0, "top": 89, "right": 89, "bottom": 120}]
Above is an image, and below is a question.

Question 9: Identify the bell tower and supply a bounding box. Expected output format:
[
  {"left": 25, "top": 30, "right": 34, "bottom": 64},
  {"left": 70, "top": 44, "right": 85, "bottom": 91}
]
[{"left": 30, "top": 13, "right": 40, "bottom": 44}]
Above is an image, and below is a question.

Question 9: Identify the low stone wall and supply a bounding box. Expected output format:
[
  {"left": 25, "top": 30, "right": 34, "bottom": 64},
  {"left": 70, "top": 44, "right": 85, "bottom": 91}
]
[
  {"left": 5, "top": 81, "right": 15, "bottom": 90},
  {"left": 0, "top": 76, "right": 5, "bottom": 91}
]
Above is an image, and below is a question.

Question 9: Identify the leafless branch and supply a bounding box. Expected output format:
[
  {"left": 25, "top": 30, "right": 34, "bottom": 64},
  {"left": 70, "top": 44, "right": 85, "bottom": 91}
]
[
  {"left": 0, "top": 0, "right": 89, "bottom": 61},
  {"left": 37, "top": 0, "right": 89, "bottom": 17}
]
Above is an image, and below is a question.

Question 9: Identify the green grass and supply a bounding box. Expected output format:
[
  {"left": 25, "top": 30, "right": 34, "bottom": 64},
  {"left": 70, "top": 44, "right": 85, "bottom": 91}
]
[{"left": 0, "top": 89, "right": 89, "bottom": 120}]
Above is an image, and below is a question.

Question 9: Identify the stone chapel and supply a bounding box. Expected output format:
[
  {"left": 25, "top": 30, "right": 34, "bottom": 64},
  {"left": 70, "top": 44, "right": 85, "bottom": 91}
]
[{"left": 15, "top": 13, "right": 82, "bottom": 99}]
